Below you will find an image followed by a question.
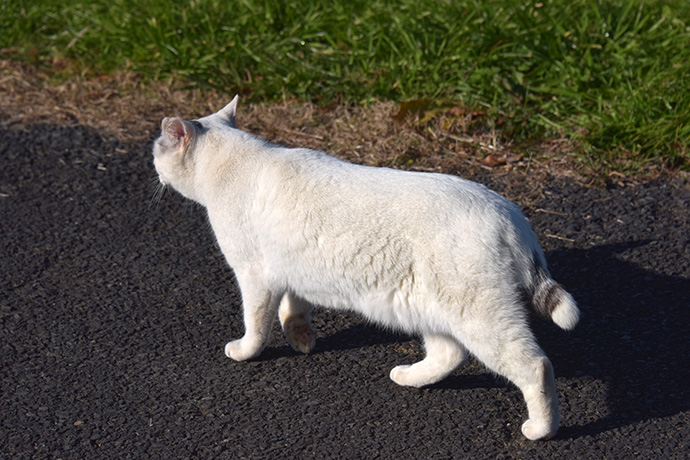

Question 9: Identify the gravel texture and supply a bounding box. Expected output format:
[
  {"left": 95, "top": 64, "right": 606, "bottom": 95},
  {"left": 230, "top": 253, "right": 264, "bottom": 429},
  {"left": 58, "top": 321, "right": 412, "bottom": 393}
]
[{"left": 1, "top": 120, "right": 689, "bottom": 459}]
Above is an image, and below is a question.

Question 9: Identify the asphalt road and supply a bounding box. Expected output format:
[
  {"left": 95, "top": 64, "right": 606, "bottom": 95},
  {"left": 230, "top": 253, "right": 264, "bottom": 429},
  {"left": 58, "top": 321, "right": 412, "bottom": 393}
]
[{"left": 1, "top": 120, "right": 689, "bottom": 459}]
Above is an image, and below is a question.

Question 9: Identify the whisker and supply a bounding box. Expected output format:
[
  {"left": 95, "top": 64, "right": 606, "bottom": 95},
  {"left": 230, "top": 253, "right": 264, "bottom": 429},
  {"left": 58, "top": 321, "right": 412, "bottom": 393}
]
[{"left": 149, "top": 179, "right": 166, "bottom": 210}]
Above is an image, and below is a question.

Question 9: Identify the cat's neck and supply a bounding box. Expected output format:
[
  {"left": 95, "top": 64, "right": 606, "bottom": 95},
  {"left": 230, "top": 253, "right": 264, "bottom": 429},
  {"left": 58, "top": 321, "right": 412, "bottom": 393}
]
[{"left": 192, "top": 129, "right": 275, "bottom": 207}]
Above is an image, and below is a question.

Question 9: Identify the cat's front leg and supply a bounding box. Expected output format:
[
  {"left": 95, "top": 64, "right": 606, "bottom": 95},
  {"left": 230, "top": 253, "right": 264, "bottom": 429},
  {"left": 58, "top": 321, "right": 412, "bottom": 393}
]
[
  {"left": 278, "top": 293, "right": 316, "bottom": 353},
  {"left": 224, "top": 271, "right": 281, "bottom": 361}
]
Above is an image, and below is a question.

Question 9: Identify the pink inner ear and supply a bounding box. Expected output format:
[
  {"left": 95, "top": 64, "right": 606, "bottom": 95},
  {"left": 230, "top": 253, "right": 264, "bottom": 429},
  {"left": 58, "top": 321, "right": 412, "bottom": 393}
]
[{"left": 163, "top": 118, "right": 189, "bottom": 148}]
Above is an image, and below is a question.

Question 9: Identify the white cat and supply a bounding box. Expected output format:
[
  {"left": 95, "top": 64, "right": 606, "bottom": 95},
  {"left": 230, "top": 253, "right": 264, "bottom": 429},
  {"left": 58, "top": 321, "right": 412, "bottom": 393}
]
[{"left": 153, "top": 96, "right": 579, "bottom": 440}]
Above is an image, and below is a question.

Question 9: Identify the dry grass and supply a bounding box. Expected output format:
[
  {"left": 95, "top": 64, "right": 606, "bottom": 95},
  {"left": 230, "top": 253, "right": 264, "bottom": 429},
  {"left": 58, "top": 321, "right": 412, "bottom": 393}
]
[{"left": 5, "top": 59, "right": 672, "bottom": 205}]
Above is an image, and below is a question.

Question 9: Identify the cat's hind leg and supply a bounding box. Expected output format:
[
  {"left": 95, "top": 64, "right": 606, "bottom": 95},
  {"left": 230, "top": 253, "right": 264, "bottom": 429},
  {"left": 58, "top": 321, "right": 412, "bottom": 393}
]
[
  {"left": 458, "top": 310, "right": 560, "bottom": 441},
  {"left": 390, "top": 333, "right": 467, "bottom": 388},
  {"left": 279, "top": 293, "right": 316, "bottom": 353},
  {"left": 519, "top": 356, "right": 559, "bottom": 441},
  {"left": 224, "top": 271, "right": 281, "bottom": 361}
]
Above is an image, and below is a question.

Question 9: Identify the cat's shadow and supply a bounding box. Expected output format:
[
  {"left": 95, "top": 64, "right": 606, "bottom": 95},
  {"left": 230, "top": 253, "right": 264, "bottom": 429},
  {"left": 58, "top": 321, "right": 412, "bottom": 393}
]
[
  {"left": 534, "top": 240, "right": 690, "bottom": 440},
  {"left": 258, "top": 320, "right": 405, "bottom": 360}
]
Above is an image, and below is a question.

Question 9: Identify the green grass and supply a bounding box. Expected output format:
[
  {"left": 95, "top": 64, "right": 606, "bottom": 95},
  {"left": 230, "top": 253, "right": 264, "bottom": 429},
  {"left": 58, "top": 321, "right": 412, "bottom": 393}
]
[{"left": 2, "top": 0, "right": 690, "bottom": 171}]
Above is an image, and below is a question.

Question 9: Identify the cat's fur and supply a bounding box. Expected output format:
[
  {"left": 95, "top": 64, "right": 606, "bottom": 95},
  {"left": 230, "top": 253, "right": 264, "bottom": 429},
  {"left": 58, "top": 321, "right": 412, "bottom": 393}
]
[{"left": 153, "top": 96, "right": 579, "bottom": 440}]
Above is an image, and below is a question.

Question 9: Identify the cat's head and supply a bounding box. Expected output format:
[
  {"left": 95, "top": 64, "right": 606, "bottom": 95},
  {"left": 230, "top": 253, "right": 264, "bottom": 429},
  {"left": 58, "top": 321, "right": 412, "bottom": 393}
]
[{"left": 152, "top": 95, "right": 239, "bottom": 200}]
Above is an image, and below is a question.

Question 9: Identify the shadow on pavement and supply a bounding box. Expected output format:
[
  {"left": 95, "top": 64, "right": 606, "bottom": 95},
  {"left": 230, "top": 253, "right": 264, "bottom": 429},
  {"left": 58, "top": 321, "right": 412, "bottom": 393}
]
[{"left": 543, "top": 241, "right": 690, "bottom": 439}]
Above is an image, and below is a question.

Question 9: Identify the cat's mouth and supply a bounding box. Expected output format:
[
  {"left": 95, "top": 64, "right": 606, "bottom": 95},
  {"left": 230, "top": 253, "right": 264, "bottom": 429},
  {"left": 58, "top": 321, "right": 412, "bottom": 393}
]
[{"left": 152, "top": 159, "right": 170, "bottom": 186}]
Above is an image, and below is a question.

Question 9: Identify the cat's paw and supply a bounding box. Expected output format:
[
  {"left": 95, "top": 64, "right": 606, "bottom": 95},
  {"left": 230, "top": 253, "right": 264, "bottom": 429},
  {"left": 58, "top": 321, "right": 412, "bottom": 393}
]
[
  {"left": 521, "top": 418, "right": 558, "bottom": 441},
  {"left": 390, "top": 365, "right": 425, "bottom": 388},
  {"left": 224, "top": 339, "right": 261, "bottom": 361},
  {"left": 282, "top": 315, "right": 316, "bottom": 353}
]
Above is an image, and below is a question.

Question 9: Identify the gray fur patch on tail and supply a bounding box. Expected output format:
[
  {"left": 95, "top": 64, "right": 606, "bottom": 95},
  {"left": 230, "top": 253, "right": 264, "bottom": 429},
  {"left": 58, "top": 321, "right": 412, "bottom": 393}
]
[
  {"left": 525, "top": 254, "right": 564, "bottom": 319},
  {"left": 532, "top": 280, "right": 565, "bottom": 318}
]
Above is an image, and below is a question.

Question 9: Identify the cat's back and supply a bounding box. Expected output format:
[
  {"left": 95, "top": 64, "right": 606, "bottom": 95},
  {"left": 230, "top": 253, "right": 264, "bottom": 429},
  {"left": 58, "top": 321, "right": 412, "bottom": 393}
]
[
  {"left": 220, "top": 129, "right": 499, "bottom": 212},
  {"left": 257, "top": 145, "right": 527, "bottom": 240},
  {"left": 262, "top": 145, "right": 466, "bottom": 194}
]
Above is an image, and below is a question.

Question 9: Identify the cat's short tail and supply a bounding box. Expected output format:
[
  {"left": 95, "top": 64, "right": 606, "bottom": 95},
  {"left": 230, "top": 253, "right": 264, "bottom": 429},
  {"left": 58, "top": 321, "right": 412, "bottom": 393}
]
[{"left": 525, "top": 256, "right": 580, "bottom": 331}]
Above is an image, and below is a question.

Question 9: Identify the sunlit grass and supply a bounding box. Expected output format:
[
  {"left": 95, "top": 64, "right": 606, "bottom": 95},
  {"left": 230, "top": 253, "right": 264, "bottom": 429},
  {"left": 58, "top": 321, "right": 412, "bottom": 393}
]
[{"left": 2, "top": 0, "right": 689, "bottom": 170}]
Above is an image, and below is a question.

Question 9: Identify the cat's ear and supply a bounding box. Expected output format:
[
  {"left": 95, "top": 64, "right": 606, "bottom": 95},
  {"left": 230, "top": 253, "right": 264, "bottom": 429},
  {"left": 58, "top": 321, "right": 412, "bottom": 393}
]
[
  {"left": 161, "top": 117, "right": 193, "bottom": 153},
  {"left": 217, "top": 95, "right": 239, "bottom": 128}
]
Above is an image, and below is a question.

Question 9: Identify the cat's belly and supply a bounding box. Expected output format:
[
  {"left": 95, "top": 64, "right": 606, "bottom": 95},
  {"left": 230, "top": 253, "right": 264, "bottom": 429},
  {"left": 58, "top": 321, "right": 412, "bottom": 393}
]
[{"left": 280, "top": 266, "right": 442, "bottom": 335}]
